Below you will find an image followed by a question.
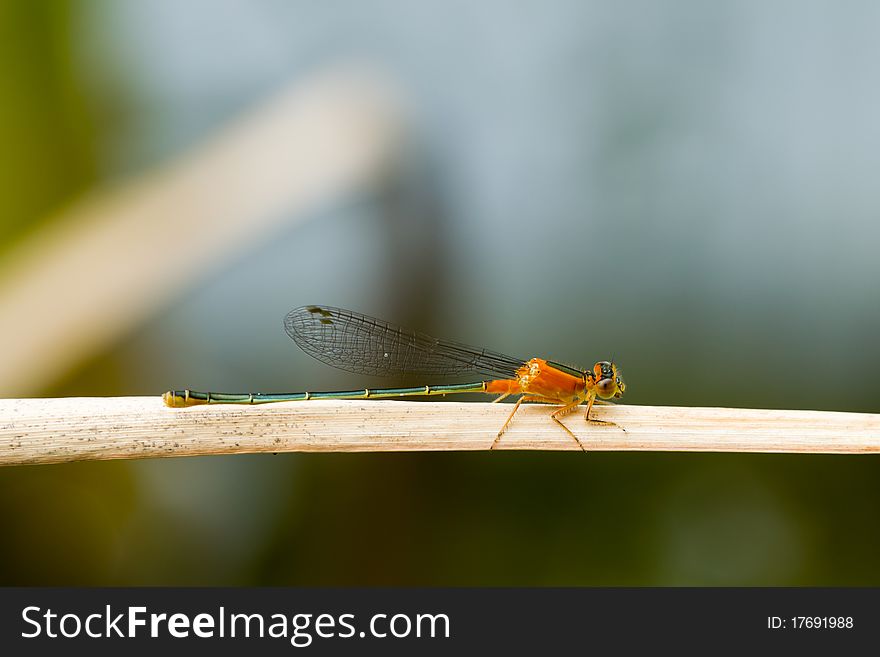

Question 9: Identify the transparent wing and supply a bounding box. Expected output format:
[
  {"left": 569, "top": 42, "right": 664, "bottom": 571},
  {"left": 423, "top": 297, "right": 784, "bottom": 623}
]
[{"left": 284, "top": 305, "right": 525, "bottom": 379}]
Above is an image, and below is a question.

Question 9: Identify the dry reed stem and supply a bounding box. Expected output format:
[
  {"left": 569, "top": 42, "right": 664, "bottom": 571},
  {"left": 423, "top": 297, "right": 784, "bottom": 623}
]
[{"left": 1, "top": 397, "right": 878, "bottom": 466}]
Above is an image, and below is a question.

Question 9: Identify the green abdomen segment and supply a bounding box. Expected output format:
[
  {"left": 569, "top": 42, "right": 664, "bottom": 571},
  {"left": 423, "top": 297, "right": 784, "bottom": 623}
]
[{"left": 163, "top": 381, "right": 489, "bottom": 408}]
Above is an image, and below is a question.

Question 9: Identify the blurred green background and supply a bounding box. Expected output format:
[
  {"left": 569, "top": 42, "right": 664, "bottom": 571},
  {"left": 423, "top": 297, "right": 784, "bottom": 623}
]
[{"left": 1, "top": 0, "right": 879, "bottom": 585}]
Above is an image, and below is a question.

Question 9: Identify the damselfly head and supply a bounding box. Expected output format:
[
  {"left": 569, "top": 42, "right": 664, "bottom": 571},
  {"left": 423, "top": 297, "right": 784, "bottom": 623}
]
[{"left": 593, "top": 361, "right": 625, "bottom": 399}]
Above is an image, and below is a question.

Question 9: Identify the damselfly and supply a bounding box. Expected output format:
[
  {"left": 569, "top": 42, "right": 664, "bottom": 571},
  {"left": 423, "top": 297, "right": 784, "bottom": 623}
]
[{"left": 163, "top": 305, "right": 626, "bottom": 450}]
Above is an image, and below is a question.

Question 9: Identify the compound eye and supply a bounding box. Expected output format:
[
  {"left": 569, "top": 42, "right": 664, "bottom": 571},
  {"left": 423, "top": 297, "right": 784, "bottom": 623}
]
[{"left": 596, "top": 378, "right": 615, "bottom": 398}]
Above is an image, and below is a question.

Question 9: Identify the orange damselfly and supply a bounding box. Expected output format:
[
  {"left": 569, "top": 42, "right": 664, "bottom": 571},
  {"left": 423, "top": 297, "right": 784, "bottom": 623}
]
[{"left": 163, "top": 305, "right": 626, "bottom": 450}]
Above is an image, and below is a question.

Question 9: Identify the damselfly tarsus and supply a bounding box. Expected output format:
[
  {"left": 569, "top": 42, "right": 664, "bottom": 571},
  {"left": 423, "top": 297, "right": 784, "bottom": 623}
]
[{"left": 163, "top": 305, "right": 626, "bottom": 450}]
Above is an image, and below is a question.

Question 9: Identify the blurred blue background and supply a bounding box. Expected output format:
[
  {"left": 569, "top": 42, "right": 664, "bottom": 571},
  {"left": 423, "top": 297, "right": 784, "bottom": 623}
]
[{"left": 0, "top": 0, "right": 878, "bottom": 585}]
